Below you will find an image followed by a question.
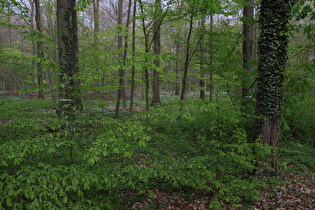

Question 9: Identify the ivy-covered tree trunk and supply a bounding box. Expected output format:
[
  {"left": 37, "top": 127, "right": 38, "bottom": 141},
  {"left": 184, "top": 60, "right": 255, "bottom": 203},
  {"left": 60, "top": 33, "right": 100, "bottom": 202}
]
[
  {"left": 255, "top": 0, "right": 294, "bottom": 174},
  {"left": 57, "top": 0, "right": 81, "bottom": 120}
]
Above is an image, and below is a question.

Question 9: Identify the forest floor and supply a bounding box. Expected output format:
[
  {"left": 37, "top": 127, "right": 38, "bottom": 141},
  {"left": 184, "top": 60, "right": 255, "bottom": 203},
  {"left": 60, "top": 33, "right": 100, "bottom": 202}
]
[
  {"left": 1, "top": 96, "right": 314, "bottom": 209},
  {"left": 125, "top": 168, "right": 315, "bottom": 209}
]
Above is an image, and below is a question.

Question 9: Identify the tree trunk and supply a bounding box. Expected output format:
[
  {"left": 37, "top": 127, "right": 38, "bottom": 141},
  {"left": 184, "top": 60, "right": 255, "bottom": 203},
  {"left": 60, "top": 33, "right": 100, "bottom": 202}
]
[
  {"left": 129, "top": 0, "right": 137, "bottom": 117},
  {"left": 242, "top": 0, "right": 255, "bottom": 99},
  {"left": 180, "top": 13, "right": 194, "bottom": 101},
  {"left": 57, "top": 0, "right": 81, "bottom": 120},
  {"left": 209, "top": 14, "right": 214, "bottom": 103},
  {"left": 34, "top": 0, "right": 44, "bottom": 99},
  {"left": 139, "top": 0, "right": 150, "bottom": 111},
  {"left": 93, "top": 0, "right": 100, "bottom": 44},
  {"left": 199, "top": 15, "right": 205, "bottom": 100},
  {"left": 114, "top": 0, "right": 124, "bottom": 117},
  {"left": 174, "top": 39, "right": 181, "bottom": 96},
  {"left": 152, "top": 0, "right": 161, "bottom": 105},
  {"left": 255, "top": 0, "right": 294, "bottom": 175}
]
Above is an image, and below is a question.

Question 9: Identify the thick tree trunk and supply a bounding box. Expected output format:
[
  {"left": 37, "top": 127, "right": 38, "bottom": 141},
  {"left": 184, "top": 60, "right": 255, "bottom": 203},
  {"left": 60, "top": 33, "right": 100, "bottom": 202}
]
[
  {"left": 255, "top": 0, "right": 294, "bottom": 175},
  {"left": 57, "top": 0, "right": 81, "bottom": 120}
]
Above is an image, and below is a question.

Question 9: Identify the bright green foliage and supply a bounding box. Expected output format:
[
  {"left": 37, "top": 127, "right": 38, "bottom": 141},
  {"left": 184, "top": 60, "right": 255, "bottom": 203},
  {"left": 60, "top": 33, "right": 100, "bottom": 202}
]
[
  {"left": 0, "top": 99, "right": 151, "bottom": 208},
  {"left": 134, "top": 100, "right": 269, "bottom": 207},
  {"left": 280, "top": 141, "right": 315, "bottom": 171},
  {"left": 0, "top": 98, "right": 268, "bottom": 208},
  {"left": 1, "top": 96, "right": 314, "bottom": 208}
]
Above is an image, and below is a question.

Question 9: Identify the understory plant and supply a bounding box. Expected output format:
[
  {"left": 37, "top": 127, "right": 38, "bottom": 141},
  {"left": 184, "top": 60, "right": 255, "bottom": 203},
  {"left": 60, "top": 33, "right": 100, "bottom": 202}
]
[{"left": 0, "top": 98, "right": 274, "bottom": 209}]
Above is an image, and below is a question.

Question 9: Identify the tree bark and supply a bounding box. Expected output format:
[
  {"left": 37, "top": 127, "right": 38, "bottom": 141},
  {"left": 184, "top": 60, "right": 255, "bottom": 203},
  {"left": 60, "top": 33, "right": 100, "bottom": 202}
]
[
  {"left": 152, "top": 0, "right": 161, "bottom": 105},
  {"left": 129, "top": 0, "right": 137, "bottom": 117},
  {"left": 34, "top": 0, "right": 44, "bottom": 99},
  {"left": 180, "top": 13, "right": 194, "bottom": 101},
  {"left": 242, "top": 0, "right": 255, "bottom": 99},
  {"left": 57, "top": 0, "right": 81, "bottom": 120},
  {"left": 139, "top": 0, "right": 150, "bottom": 111},
  {"left": 114, "top": 0, "right": 124, "bottom": 117},
  {"left": 174, "top": 39, "right": 181, "bottom": 96},
  {"left": 255, "top": 0, "right": 294, "bottom": 175},
  {"left": 209, "top": 14, "right": 214, "bottom": 103},
  {"left": 93, "top": 0, "right": 100, "bottom": 44},
  {"left": 199, "top": 15, "right": 205, "bottom": 100}
]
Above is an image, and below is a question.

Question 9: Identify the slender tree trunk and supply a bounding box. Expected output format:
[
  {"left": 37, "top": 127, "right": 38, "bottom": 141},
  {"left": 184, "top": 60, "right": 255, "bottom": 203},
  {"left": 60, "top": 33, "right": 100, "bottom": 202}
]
[
  {"left": 30, "top": 1, "right": 36, "bottom": 87},
  {"left": 34, "top": 0, "right": 44, "bottom": 99},
  {"left": 93, "top": 0, "right": 99, "bottom": 44},
  {"left": 57, "top": 0, "right": 81, "bottom": 120},
  {"left": 255, "top": 0, "right": 294, "bottom": 175},
  {"left": 174, "top": 39, "right": 181, "bottom": 95},
  {"left": 114, "top": 0, "right": 124, "bottom": 117},
  {"left": 93, "top": 0, "right": 100, "bottom": 87},
  {"left": 122, "top": 0, "right": 133, "bottom": 108},
  {"left": 180, "top": 13, "right": 194, "bottom": 101},
  {"left": 242, "top": 0, "right": 255, "bottom": 99},
  {"left": 152, "top": 0, "right": 161, "bottom": 105},
  {"left": 199, "top": 15, "right": 206, "bottom": 100},
  {"left": 139, "top": 0, "right": 150, "bottom": 111},
  {"left": 129, "top": 0, "right": 137, "bottom": 117},
  {"left": 209, "top": 14, "right": 214, "bottom": 103}
]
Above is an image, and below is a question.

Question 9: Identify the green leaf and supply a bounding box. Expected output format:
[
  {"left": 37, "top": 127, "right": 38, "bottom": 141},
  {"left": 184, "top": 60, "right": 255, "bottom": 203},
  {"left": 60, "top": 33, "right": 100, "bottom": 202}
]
[{"left": 6, "top": 198, "right": 12, "bottom": 207}]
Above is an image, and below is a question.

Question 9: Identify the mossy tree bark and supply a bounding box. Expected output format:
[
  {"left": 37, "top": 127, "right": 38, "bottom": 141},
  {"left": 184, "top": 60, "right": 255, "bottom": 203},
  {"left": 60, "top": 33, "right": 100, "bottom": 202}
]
[
  {"left": 255, "top": 0, "right": 295, "bottom": 175},
  {"left": 57, "top": 0, "right": 81, "bottom": 121}
]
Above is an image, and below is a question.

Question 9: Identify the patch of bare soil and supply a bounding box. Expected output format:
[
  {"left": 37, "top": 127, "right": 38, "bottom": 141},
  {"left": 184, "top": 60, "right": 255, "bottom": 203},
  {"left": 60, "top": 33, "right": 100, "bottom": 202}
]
[{"left": 0, "top": 119, "right": 13, "bottom": 125}]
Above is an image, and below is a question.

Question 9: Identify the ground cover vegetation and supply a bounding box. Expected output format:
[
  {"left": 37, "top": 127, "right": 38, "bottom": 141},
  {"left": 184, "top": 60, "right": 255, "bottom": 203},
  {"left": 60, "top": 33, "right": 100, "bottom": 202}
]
[{"left": 1, "top": 0, "right": 315, "bottom": 209}]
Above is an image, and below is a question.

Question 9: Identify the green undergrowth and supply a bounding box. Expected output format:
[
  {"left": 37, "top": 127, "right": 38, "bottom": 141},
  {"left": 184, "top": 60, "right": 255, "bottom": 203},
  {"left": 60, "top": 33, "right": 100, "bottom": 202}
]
[{"left": 0, "top": 98, "right": 314, "bottom": 209}]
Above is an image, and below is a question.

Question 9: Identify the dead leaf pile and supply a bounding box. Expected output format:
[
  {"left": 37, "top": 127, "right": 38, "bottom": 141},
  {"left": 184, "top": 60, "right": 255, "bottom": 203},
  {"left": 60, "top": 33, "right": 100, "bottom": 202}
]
[
  {"left": 255, "top": 170, "right": 315, "bottom": 209},
  {"left": 124, "top": 169, "right": 315, "bottom": 209}
]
